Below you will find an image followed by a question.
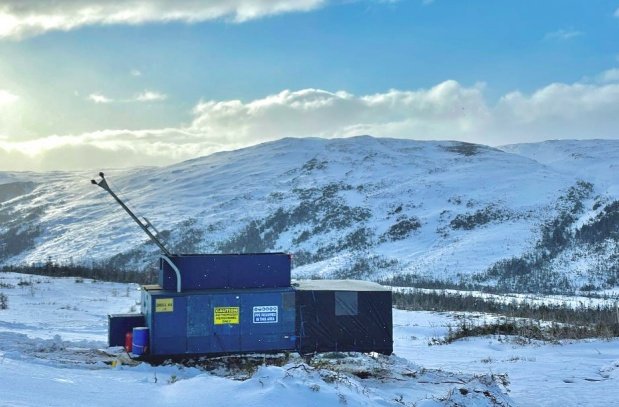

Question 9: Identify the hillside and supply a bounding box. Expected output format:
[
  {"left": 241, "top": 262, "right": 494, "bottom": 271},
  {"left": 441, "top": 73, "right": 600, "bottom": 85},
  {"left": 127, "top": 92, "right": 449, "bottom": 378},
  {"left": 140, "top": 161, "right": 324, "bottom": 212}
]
[{"left": 1, "top": 136, "right": 618, "bottom": 293}]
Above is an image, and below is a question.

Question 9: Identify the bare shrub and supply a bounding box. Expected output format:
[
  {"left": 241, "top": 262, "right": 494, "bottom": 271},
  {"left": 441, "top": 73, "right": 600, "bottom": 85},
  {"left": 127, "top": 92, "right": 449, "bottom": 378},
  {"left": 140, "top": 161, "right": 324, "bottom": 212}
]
[{"left": 394, "top": 290, "right": 619, "bottom": 339}]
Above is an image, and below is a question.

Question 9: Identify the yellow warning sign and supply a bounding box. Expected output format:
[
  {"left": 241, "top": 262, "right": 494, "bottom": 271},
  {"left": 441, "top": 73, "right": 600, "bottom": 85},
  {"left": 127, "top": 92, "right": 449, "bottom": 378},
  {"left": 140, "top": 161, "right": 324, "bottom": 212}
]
[
  {"left": 214, "top": 307, "right": 240, "bottom": 325},
  {"left": 155, "top": 298, "right": 174, "bottom": 312}
]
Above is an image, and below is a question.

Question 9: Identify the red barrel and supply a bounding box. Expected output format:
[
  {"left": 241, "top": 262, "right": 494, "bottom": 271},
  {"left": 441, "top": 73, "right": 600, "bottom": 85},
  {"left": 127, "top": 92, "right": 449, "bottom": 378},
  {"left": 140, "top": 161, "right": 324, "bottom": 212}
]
[{"left": 125, "top": 332, "right": 133, "bottom": 352}]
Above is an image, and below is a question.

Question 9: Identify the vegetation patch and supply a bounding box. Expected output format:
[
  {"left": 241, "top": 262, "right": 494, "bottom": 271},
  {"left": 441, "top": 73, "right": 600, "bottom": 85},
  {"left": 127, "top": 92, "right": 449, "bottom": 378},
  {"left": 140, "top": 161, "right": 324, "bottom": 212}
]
[
  {"left": 475, "top": 181, "right": 594, "bottom": 292},
  {"left": 0, "top": 202, "right": 46, "bottom": 260},
  {"left": 393, "top": 290, "right": 619, "bottom": 340},
  {"left": 0, "top": 181, "right": 37, "bottom": 203},
  {"left": 289, "top": 249, "right": 315, "bottom": 267},
  {"left": 441, "top": 142, "right": 494, "bottom": 157},
  {"left": 2, "top": 260, "right": 157, "bottom": 285},
  {"left": 332, "top": 254, "right": 397, "bottom": 280},
  {"left": 380, "top": 274, "right": 485, "bottom": 292},
  {"left": 217, "top": 182, "right": 372, "bottom": 255},
  {"left": 301, "top": 158, "right": 328, "bottom": 172},
  {"left": 171, "top": 218, "right": 205, "bottom": 253},
  {"left": 480, "top": 256, "right": 573, "bottom": 293},
  {"left": 576, "top": 200, "right": 619, "bottom": 245},
  {"left": 437, "top": 319, "right": 616, "bottom": 345},
  {"left": 217, "top": 220, "right": 272, "bottom": 253},
  {"left": 105, "top": 232, "right": 169, "bottom": 271},
  {"left": 450, "top": 205, "right": 510, "bottom": 230},
  {"left": 536, "top": 180, "right": 593, "bottom": 255},
  {"left": 382, "top": 216, "right": 421, "bottom": 241},
  {"left": 0, "top": 225, "right": 42, "bottom": 261}
]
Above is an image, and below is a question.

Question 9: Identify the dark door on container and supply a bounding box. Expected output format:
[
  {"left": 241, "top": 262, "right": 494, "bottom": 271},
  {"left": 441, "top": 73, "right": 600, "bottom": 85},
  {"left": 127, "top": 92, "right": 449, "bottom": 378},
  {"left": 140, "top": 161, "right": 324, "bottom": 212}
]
[
  {"left": 186, "top": 294, "right": 212, "bottom": 354},
  {"left": 210, "top": 294, "right": 241, "bottom": 353},
  {"left": 152, "top": 295, "right": 187, "bottom": 355}
]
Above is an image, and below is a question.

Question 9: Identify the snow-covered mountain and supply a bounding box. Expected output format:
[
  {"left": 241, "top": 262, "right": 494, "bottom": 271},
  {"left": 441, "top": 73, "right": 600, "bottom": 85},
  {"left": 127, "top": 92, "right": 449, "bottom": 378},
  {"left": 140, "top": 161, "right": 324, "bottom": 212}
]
[{"left": 1, "top": 136, "right": 618, "bottom": 293}]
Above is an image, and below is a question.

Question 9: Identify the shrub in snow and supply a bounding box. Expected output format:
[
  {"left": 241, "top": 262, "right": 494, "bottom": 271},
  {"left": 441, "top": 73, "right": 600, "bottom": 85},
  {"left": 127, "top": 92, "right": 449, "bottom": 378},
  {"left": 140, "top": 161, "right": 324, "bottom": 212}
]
[
  {"left": 383, "top": 216, "right": 421, "bottom": 240},
  {"left": 450, "top": 205, "right": 509, "bottom": 230},
  {"left": 0, "top": 292, "right": 7, "bottom": 309}
]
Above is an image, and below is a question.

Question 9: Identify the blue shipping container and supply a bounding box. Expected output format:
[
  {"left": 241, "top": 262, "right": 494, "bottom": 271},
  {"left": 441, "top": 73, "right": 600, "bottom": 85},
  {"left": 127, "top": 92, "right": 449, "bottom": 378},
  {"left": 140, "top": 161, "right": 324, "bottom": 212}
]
[
  {"left": 159, "top": 253, "right": 291, "bottom": 291},
  {"left": 143, "top": 286, "right": 296, "bottom": 356}
]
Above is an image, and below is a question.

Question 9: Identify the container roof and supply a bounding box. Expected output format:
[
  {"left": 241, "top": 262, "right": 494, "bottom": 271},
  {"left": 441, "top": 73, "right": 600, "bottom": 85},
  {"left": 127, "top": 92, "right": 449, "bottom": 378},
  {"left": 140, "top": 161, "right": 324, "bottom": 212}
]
[
  {"left": 141, "top": 284, "right": 294, "bottom": 295},
  {"left": 292, "top": 279, "right": 391, "bottom": 292}
]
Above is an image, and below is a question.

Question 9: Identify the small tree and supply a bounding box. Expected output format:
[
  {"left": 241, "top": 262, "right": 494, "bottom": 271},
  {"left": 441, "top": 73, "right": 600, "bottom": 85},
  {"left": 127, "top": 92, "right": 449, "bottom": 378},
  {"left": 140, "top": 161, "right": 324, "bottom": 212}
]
[{"left": 0, "top": 293, "right": 8, "bottom": 310}]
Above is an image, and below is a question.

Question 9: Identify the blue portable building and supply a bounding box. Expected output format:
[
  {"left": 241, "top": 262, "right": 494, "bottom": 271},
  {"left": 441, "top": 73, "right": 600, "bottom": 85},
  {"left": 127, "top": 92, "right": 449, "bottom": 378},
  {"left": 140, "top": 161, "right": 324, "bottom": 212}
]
[
  {"left": 108, "top": 254, "right": 392, "bottom": 358},
  {"left": 141, "top": 284, "right": 296, "bottom": 356}
]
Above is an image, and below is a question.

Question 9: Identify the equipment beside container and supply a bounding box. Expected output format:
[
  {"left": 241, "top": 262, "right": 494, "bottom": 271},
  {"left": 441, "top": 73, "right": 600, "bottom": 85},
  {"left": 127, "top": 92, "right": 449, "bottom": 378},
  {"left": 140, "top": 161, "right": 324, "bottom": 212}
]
[
  {"left": 108, "top": 314, "right": 145, "bottom": 348},
  {"left": 132, "top": 327, "right": 149, "bottom": 356}
]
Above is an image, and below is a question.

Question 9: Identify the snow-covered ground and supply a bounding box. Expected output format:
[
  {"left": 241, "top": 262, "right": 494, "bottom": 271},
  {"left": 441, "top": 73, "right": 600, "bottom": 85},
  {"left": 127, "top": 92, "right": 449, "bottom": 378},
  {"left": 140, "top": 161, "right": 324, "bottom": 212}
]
[
  {"left": 394, "top": 310, "right": 619, "bottom": 406},
  {"left": 1, "top": 272, "right": 618, "bottom": 406}
]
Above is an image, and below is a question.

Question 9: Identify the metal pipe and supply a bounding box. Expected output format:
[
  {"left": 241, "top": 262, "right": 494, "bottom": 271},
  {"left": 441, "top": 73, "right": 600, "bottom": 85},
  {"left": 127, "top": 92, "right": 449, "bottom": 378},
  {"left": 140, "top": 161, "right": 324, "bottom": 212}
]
[
  {"left": 161, "top": 255, "right": 182, "bottom": 293},
  {"left": 91, "top": 172, "right": 172, "bottom": 257}
]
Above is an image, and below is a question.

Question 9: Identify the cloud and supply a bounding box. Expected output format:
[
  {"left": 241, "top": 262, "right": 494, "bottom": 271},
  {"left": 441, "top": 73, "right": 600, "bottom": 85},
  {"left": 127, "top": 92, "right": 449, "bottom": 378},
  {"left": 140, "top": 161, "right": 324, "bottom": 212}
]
[
  {"left": 87, "top": 90, "right": 167, "bottom": 103},
  {"left": 188, "top": 80, "right": 619, "bottom": 147},
  {"left": 544, "top": 29, "right": 583, "bottom": 41},
  {"left": 0, "top": 89, "right": 18, "bottom": 105},
  {"left": 0, "top": 0, "right": 327, "bottom": 40},
  {"left": 0, "top": 89, "right": 23, "bottom": 141},
  {"left": 87, "top": 93, "right": 113, "bottom": 104},
  {"left": 0, "top": 128, "right": 220, "bottom": 171},
  {"left": 130, "top": 69, "right": 142, "bottom": 77},
  {"left": 135, "top": 90, "right": 167, "bottom": 102},
  {"left": 2, "top": 75, "right": 619, "bottom": 171},
  {"left": 493, "top": 82, "right": 619, "bottom": 143},
  {"left": 189, "top": 81, "right": 490, "bottom": 145},
  {"left": 598, "top": 68, "right": 619, "bottom": 83},
  {"left": 615, "top": 8, "right": 619, "bottom": 17}
]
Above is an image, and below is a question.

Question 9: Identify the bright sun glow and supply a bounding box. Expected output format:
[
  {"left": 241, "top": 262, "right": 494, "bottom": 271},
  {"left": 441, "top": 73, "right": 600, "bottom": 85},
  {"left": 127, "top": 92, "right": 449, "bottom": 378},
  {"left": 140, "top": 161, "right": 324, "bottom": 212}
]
[{"left": 0, "top": 89, "right": 18, "bottom": 105}]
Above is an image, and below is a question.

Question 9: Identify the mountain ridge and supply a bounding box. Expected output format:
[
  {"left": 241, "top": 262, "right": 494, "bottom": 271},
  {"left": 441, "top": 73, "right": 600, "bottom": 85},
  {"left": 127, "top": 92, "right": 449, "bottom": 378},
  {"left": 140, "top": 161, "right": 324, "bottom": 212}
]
[{"left": 1, "top": 136, "right": 618, "bottom": 293}]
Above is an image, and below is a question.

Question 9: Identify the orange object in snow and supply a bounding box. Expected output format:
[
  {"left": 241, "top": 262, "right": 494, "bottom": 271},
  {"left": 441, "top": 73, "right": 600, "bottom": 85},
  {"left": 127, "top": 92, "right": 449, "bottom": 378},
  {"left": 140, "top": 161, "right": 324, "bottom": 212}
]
[{"left": 125, "top": 332, "right": 133, "bottom": 352}]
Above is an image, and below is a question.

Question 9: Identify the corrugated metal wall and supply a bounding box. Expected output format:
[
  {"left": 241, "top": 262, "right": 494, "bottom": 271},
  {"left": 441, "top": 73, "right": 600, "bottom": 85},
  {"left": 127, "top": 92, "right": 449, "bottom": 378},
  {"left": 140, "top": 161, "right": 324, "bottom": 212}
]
[
  {"left": 145, "top": 287, "right": 296, "bottom": 356},
  {"left": 296, "top": 289, "right": 392, "bottom": 355}
]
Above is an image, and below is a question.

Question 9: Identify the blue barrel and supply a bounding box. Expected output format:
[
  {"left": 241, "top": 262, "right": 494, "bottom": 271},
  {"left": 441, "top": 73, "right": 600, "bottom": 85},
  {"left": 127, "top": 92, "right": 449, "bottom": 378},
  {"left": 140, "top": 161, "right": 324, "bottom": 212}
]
[{"left": 132, "top": 327, "right": 149, "bottom": 356}]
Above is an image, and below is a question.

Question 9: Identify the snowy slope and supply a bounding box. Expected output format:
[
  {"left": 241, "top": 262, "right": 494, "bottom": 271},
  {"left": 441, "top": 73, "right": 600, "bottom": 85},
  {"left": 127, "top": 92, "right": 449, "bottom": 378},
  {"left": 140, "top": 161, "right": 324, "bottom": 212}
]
[
  {"left": 501, "top": 139, "right": 619, "bottom": 195},
  {"left": 0, "top": 136, "right": 618, "bottom": 292},
  {"left": 499, "top": 139, "right": 619, "bottom": 291}
]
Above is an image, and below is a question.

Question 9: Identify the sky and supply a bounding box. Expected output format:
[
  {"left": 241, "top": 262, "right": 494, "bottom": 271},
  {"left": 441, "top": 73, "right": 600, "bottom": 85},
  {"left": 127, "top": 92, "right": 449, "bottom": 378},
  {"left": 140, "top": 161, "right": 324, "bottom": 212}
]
[{"left": 0, "top": 0, "right": 618, "bottom": 171}]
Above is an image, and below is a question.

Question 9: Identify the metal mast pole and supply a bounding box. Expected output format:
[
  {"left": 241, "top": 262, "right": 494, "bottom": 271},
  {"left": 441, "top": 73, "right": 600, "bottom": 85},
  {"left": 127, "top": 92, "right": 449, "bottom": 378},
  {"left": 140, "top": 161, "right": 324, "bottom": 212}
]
[{"left": 91, "top": 172, "right": 173, "bottom": 257}]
